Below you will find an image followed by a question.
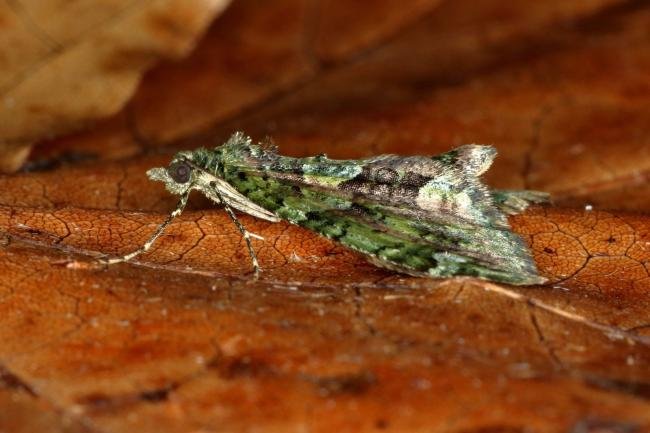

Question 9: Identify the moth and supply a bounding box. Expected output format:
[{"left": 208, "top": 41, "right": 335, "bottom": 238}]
[{"left": 105, "top": 132, "right": 549, "bottom": 285}]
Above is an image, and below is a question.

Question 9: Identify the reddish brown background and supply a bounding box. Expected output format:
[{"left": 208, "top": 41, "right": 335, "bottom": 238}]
[{"left": 1, "top": 1, "right": 650, "bottom": 432}]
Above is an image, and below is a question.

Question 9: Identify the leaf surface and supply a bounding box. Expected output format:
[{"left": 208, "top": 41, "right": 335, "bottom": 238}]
[{"left": 1, "top": 1, "right": 650, "bottom": 432}]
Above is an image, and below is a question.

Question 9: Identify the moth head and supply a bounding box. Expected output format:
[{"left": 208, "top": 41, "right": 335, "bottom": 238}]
[{"left": 147, "top": 153, "right": 196, "bottom": 195}]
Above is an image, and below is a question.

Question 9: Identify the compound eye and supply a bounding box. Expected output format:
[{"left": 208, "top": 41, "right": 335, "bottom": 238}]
[{"left": 168, "top": 161, "right": 191, "bottom": 184}]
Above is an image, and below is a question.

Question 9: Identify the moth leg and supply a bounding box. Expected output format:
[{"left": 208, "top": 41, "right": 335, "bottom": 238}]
[
  {"left": 102, "top": 192, "right": 190, "bottom": 265},
  {"left": 221, "top": 203, "right": 262, "bottom": 277},
  {"left": 210, "top": 185, "right": 261, "bottom": 277}
]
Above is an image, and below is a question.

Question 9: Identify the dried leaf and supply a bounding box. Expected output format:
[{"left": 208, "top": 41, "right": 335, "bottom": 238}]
[
  {"left": 1, "top": 0, "right": 650, "bottom": 432},
  {"left": 0, "top": 0, "right": 230, "bottom": 172}
]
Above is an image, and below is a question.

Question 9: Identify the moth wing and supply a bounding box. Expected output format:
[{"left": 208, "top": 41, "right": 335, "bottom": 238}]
[
  {"left": 247, "top": 143, "right": 532, "bottom": 232},
  {"left": 275, "top": 187, "right": 543, "bottom": 285},
  {"left": 231, "top": 143, "right": 543, "bottom": 284},
  {"left": 328, "top": 145, "right": 510, "bottom": 229}
]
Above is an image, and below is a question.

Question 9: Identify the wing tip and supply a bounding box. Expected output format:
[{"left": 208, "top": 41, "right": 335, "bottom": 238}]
[{"left": 455, "top": 144, "right": 497, "bottom": 176}]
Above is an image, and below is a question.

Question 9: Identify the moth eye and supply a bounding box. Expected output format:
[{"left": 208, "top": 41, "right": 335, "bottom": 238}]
[{"left": 169, "top": 162, "right": 191, "bottom": 184}]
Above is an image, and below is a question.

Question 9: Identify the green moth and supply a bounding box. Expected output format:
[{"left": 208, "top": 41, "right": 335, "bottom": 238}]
[{"left": 105, "top": 132, "right": 549, "bottom": 285}]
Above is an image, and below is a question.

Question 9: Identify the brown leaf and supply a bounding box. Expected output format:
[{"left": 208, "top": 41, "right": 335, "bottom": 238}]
[
  {"left": 1, "top": 0, "right": 650, "bottom": 432},
  {"left": 0, "top": 0, "right": 231, "bottom": 172}
]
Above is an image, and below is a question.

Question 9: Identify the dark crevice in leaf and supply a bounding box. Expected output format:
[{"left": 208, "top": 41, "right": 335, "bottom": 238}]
[
  {"left": 0, "top": 365, "right": 37, "bottom": 397},
  {"left": 19, "top": 151, "right": 98, "bottom": 173},
  {"left": 584, "top": 376, "right": 650, "bottom": 401},
  {"left": 77, "top": 382, "right": 179, "bottom": 412},
  {"left": 569, "top": 417, "right": 640, "bottom": 433},
  {"left": 306, "top": 370, "right": 377, "bottom": 397}
]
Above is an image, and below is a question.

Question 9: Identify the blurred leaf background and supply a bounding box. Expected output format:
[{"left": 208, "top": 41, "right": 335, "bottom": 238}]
[{"left": 1, "top": 1, "right": 650, "bottom": 432}]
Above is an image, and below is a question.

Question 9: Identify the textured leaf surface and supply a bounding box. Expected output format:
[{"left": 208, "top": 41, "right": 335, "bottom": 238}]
[{"left": 1, "top": 1, "right": 650, "bottom": 432}]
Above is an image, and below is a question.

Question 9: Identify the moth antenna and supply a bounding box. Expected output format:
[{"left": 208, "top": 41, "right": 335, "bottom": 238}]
[{"left": 101, "top": 192, "right": 190, "bottom": 265}]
